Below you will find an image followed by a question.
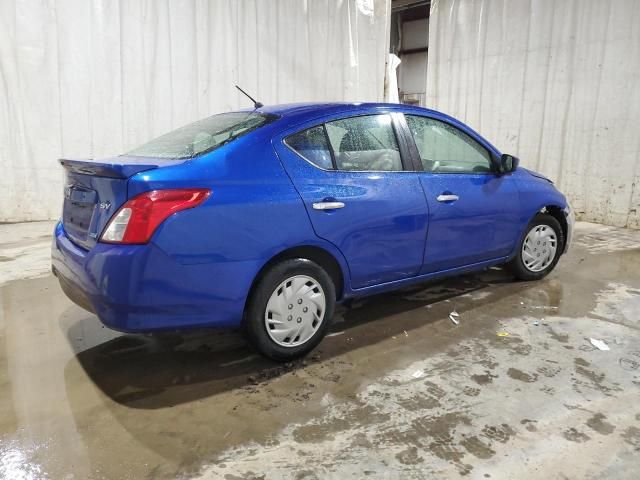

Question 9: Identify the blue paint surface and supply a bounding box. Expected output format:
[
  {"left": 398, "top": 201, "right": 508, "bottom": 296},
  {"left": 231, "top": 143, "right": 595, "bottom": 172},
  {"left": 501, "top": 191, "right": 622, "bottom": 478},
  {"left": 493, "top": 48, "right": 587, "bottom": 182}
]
[{"left": 52, "top": 103, "right": 569, "bottom": 332}]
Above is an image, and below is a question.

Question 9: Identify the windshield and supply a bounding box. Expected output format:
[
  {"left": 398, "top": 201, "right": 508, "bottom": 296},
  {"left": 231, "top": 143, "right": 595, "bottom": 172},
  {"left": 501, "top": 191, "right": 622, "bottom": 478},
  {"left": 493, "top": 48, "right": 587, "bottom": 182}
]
[{"left": 127, "top": 112, "right": 277, "bottom": 159}]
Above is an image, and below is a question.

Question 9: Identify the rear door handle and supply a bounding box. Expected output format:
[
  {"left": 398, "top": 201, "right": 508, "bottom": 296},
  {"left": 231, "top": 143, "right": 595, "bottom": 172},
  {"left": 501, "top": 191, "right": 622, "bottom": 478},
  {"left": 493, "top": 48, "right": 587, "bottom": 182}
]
[
  {"left": 436, "top": 194, "right": 459, "bottom": 202},
  {"left": 312, "top": 201, "right": 345, "bottom": 210}
]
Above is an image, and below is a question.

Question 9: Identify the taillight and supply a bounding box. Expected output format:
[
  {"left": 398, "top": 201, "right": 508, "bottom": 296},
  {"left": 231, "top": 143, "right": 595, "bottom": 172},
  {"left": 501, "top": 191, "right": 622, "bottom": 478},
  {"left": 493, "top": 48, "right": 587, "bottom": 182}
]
[{"left": 100, "top": 188, "right": 210, "bottom": 244}]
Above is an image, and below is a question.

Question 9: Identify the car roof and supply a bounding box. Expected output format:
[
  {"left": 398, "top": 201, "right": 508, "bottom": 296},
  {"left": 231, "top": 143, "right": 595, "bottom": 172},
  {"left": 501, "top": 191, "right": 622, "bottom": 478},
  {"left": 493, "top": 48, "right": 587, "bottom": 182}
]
[
  {"left": 242, "top": 102, "right": 442, "bottom": 120},
  {"left": 234, "top": 102, "right": 501, "bottom": 156}
]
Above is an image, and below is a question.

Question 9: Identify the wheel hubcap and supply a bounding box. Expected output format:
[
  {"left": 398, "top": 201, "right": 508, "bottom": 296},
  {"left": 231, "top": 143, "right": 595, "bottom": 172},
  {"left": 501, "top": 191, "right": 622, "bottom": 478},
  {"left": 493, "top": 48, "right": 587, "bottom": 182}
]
[
  {"left": 264, "top": 275, "right": 326, "bottom": 347},
  {"left": 522, "top": 225, "right": 557, "bottom": 272}
]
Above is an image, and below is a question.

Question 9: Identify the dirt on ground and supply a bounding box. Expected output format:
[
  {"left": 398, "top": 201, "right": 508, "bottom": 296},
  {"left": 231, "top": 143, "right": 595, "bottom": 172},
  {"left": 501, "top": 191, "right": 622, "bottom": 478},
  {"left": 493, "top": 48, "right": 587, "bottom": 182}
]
[{"left": 0, "top": 222, "right": 639, "bottom": 479}]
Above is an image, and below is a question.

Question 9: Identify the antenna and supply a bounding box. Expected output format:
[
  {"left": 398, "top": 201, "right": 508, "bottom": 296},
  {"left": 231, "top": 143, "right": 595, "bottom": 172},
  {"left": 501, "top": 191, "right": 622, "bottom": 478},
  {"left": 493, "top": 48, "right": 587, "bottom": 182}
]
[{"left": 235, "top": 85, "right": 263, "bottom": 109}]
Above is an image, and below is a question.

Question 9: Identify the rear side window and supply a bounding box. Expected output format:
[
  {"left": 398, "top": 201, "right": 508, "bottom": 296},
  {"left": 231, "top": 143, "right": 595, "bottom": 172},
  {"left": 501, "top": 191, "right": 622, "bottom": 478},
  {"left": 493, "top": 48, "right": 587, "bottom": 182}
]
[
  {"left": 406, "top": 115, "right": 492, "bottom": 173},
  {"left": 285, "top": 125, "right": 334, "bottom": 170},
  {"left": 325, "top": 114, "right": 402, "bottom": 171},
  {"left": 127, "top": 112, "right": 277, "bottom": 159}
]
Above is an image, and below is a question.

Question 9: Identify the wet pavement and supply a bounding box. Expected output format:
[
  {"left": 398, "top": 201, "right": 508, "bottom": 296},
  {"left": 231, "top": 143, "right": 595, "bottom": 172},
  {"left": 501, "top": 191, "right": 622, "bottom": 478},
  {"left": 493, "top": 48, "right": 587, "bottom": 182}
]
[{"left": 1, "top": 221, "right": 639, "bottom": 479}]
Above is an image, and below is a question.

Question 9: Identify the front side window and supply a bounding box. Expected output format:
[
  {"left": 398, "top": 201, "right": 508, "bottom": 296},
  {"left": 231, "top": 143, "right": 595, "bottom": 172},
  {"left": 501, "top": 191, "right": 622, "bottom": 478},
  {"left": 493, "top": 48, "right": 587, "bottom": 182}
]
[
  {"left": 285, "top": 125, "right": 334, "bottom": 169},
  {"left": 406, "top": 115, "right": 492, "bottom": 173},
  {"left": 325, "top": 114, "right": 402, "bottom": 171},
  {"left": 127, "top": 112, "right": 276, "bottom": 159}
]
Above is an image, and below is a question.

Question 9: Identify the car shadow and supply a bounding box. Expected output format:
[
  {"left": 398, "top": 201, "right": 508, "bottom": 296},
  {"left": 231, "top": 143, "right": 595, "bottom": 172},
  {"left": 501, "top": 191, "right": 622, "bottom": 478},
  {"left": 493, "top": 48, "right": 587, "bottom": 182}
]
[{"left": 65, "top": 267, "right": 521, "bottom": 409}]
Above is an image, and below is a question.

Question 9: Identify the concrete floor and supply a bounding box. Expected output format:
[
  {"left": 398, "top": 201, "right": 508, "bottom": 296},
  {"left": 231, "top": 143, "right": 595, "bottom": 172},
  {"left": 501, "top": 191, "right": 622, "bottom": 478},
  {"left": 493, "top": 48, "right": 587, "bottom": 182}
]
[{"left": 1, "top": 222, "right": 639, "bottom": 479}]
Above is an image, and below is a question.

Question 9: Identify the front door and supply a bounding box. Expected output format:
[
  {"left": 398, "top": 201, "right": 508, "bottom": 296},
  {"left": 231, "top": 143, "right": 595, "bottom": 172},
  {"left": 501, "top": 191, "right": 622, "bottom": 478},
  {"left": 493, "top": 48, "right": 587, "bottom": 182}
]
[
  {"left": 274, "top": 113, "right": 429, "bottom": 289},
  {"left": 402, "top": 114, "right": 522, "bottom": 273}
]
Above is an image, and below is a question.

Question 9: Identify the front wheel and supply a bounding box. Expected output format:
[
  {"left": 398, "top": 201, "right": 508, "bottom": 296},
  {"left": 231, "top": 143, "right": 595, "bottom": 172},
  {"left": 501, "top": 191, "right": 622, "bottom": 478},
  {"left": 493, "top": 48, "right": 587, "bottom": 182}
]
[
  {"left": 244, "top": 259, "right": 336, "bottom": 361},
  {"left": 508, "top": 213, "right": 564, "bottom": 281}
]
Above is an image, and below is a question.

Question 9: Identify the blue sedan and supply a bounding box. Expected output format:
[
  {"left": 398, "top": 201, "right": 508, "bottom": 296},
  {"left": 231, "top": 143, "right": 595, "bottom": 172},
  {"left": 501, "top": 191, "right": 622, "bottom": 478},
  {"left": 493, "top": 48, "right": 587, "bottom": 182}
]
[{"left": 52, "top": 103, "right": 574, "bottom": 360}]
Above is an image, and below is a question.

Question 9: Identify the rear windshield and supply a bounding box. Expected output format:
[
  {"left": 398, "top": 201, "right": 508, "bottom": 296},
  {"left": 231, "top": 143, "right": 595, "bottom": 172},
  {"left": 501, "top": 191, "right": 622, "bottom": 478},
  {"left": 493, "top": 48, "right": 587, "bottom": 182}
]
[{"left": 127, "top": 112, "right": 277, "bottom": 159}]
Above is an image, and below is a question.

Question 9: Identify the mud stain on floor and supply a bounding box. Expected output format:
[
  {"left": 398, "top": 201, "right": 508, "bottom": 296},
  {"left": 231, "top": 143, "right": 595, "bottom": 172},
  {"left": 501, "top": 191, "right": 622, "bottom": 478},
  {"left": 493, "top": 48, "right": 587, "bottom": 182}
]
[
  {"left": 563, "top": 428, "right": 591, "bottom": 443},
  {"left": 574, "top": 357, "right": 590, "bottom": 367},
  {"left": 621, "top": 426, "right": 640, "bottom": 451},
  {"left": 520, "top": 419, "right": 538, "bottom": 432},
  {"left": 573, "top": 364, "right": 619, "bottom": 396},
  {"left": 395, "top": 446, "right": 424, "bottom": 465},
  {"left": 460, "top": 435, "right": 495, "bottom": 459},
  {"left": 586, "top": 413, "right": 615, "bottom": 435},
  {"left": 507, "top": 368, "right": 538, "bottom": 383},
  {"left": 481, "top": 424, "right": 516, "bottom": 444},
  {"left": 2, "top": 221, "right": 640, "bottom": 479},
  {"left": 471, "top": 371, "right": 498, "bottom": 385},
  {"left": 547, "top": 327, "right": 570, "bottom": 343}
]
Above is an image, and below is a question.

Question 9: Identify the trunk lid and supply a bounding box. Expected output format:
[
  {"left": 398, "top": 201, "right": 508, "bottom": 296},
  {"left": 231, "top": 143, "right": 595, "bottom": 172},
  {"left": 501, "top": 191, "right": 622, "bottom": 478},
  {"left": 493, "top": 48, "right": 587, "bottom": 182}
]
[{"left": 60, "top": 156, "right": 176, "bottom": 249}]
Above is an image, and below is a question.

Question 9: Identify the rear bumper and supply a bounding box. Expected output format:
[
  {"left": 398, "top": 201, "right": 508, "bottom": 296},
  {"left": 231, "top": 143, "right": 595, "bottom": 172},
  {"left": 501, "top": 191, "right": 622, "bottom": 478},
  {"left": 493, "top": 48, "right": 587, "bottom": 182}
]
[{"left": 51, "top": 222, "right": 253, "bottom": 332}]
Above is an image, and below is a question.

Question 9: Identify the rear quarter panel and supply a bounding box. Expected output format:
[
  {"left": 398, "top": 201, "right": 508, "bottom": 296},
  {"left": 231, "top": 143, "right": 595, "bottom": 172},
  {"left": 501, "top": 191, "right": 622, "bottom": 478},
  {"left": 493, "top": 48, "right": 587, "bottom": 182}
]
[{"left": 125, "top": 124, "right": 349, "bottom": 313}]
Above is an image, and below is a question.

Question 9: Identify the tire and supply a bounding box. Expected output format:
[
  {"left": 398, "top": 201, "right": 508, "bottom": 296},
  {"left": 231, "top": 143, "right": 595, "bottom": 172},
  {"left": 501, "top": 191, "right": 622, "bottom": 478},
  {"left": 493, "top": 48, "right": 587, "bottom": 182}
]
[
  {"left": 244, "top": 258, "right": 336, "bottom": 361},
  {"left": 508, "top": 213, "right": 565, "bottom": 281}
]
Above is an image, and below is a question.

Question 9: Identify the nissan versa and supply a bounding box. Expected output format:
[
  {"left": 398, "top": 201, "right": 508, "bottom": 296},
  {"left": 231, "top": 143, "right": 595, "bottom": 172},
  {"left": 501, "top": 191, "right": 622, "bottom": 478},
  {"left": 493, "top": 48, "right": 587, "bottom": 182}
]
[{"left": 52, "top": 102, "right": 574, "bottom": 360}]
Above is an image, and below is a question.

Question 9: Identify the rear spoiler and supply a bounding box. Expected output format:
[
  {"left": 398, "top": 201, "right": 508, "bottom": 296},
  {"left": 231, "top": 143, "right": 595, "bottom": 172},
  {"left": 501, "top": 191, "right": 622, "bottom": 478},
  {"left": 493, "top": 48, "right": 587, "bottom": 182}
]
[{"left": 59, "top": 157, "right": 164, "bottom": 179}]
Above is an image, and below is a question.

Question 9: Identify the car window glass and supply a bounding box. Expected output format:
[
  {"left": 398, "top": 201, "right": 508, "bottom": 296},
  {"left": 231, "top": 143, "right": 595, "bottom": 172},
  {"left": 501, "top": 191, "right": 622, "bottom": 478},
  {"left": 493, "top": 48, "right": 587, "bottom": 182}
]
[
  {"left": 325, "top": 114, "right": 402, "bottom": 171},
  {"left": 127, "top": 112, "right": 276, "bottom": 159},
  {"left": 406, "top": 115, "right": 492, "bottom": 173},
  {"left": 285, "top": 126, "right": 334, "bottom": 169}
]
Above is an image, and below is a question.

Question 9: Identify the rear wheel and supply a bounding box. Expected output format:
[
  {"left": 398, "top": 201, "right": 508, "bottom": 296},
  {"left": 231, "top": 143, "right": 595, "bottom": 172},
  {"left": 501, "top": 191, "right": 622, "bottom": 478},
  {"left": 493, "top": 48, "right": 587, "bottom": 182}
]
[
  {"left": 244, "top": 259, "right": 335, "bottom": 361},
  {"left": 508, "top": 213, "right": 564, "bottom": 281}
]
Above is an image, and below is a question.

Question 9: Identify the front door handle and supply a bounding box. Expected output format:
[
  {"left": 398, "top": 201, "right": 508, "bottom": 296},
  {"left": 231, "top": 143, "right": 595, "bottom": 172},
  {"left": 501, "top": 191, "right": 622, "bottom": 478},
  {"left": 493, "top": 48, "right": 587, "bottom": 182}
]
[
  {"left": 436, "top": 194, "right": 459, "bottom": 202},
  {"left": 312, "top": 201, "right": 345, "bottom": 210}
]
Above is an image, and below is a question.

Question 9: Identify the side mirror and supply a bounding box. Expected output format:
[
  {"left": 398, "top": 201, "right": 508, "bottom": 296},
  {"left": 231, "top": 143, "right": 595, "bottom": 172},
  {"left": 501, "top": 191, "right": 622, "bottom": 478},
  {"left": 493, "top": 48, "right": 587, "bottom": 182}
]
[{"left": 498, "top": 153, "right": 519, "bottom": 174}]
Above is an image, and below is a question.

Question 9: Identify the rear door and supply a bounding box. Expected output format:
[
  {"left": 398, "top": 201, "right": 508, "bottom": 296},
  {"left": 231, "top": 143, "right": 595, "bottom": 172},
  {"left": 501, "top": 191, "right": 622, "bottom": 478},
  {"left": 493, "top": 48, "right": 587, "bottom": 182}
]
[
  {"left": 274, "top": 112, "right": 429, "bottom": 289},
  {"left": 400, "top": 113, "right": 521, "bottom": 273}
]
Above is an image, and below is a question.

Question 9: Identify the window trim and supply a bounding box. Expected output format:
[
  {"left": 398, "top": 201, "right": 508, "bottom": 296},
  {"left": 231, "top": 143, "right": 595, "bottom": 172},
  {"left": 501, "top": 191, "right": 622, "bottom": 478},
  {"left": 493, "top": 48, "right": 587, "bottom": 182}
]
[
  {"left": 322, "top": 123, "right": 338, "bottom": 170},
  {"left": 391, "top": 112, "right": 423, "bottom": 171},
  {"left": 401, "top": 113, "right": 498, "bottom": 175},
  {"left": 283, "top": 124, "right": 336, "bottom": 171}
]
